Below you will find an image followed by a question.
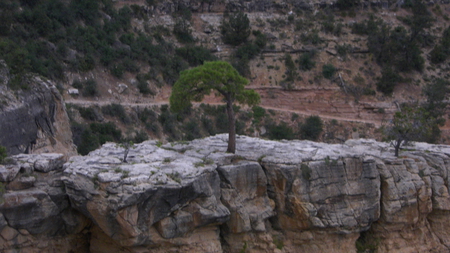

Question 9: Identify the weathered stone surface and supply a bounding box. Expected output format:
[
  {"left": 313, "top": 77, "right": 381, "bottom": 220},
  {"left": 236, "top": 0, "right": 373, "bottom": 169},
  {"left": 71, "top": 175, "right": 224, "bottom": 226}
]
[
  {"left": 63, "top": 142, "right": 230, "bottom": 247},
  {"left": 6, "top": 176, "right": 36, "bottom": 191},
  {"left": 218, "top": 161, "right": 275, "bottom": 233},
  {"left": 0, "top": 153, "right": 90, "bottom": 252},
  {"left": 0, "top": 165, "right": 20, "bottom": 182},
  {"left": 0, "top": 62, "right": 76, "bottom": 156},
  {"left": 12, "top": 153, "right": 66, "bottom": 173},
  {"left": 4, "top": 136, "right": 450, "bottom": 252}
]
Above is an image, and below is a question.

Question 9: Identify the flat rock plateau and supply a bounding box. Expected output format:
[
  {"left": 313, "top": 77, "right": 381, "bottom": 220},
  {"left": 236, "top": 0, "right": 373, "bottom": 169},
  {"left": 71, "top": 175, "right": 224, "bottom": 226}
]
[{"left": 1, "top": 135, "right": 450, "bottom": 252}]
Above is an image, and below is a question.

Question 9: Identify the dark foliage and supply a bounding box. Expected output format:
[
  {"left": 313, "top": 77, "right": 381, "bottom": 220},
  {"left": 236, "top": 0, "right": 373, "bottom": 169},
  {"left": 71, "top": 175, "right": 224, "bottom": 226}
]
[
  {"left": 176, "top": 46, "right": 217, "bottom": 66},
  {"left": 300, "top": 116, "right": 323, "bottom": 141},
  {"left": 268, "top": 123, "right": 295, "bottom": 140},
  {"left": 221, "top": 11, "right": 251, "bottom": 46}
]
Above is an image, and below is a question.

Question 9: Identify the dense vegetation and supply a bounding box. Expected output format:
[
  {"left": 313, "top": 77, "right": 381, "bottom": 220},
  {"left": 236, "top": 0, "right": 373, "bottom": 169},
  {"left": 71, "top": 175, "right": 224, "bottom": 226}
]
[
  {"left": 2, "top": 0, "right": 449, "bottom": 154},
  {"left": 0, "top": 0, "right": 216, "bottom": 89}
]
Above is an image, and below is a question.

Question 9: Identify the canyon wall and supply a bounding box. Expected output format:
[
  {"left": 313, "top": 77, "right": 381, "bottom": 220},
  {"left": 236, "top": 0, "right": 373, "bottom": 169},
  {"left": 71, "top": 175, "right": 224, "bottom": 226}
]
[
  {"left": 1, "top": 135, "right": 450, "bottom": 252},
  {"left": 0, "top": 61, "right": 76, "bottom": 157}
]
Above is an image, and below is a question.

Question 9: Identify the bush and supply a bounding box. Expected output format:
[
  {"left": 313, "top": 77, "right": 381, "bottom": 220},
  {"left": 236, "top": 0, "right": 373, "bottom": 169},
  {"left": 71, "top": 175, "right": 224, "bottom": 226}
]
[
  {"left": 110, "top": 64, "right": 124, "bottom": 78},
  {"left": 300, "top": 116, "right": 323, "bottom": 140},
  {"left": 138, "top": 107, "right": 158, "bottom": 123},
  {"left": 336, "top": 0, "right": 360, "bottom": 10},
  {"left": 430, "top": 45, "right": 448, "bottom": 64},
  {"left": 284, "top": 53, "right": 298, "bottom": 82},
  {"left": 76, "top": 122, "right": 122, "bottom": 155},
  {"left": 201, "top": 116, "right": 216, "bottom": 135},
  {"left": 301, "top": 164, "right": 311, "bottom": 180},
  {"left": 0, "top": 146, "right": 7, "bottom": 164},
  {"left": 252, "top": 106, "right": 266, "bottom": 122},
  {"left": 376, "top": 67, "right": 403, "bottom": 95},
  {"left": 221, "top": 11, "right": 251, "bottom": 46},
  {"left": 82, "top": 79, "right": 98, "bottom": 97},
  {"left": 268, "top": 123, "right": 295, "bottom": 140},
  {"left": 299, "top": 51, "right": 316, "bottom": 71},
  {"left": 183, "top": 119, "right": 202, "bottom": 140},
  {"left": 102, "top": 103, "right": 131, "bottom": 124},
  {"left": 77, "top": 128, "right": 99, "bottom": 155},
  {"left": 322, "top": 64, "right": 336, "bottom": 79},
  {"left": 78, "top": 107, "right": 97, "bottom": 121},
  {"left": 133, "top": 130, "right": 148, "bottom": 143},
  {"left": 173, "top": 19, "right": 195, "bottom": 44},
  {"left": 253, "top": 30, "right": 267, "bottom": 49},
  {"left": 176, "top": 46, "right": 217, "bottom": 66}
]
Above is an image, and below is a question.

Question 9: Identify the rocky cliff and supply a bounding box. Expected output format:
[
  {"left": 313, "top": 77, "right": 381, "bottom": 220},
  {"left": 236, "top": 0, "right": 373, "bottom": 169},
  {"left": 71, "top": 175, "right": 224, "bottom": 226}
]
[
  {"left": 0, "top": 61, "right": 76, "bottom": 156},
  {"left": 1, "top": 135, "right": 450, "bottom": 252}
]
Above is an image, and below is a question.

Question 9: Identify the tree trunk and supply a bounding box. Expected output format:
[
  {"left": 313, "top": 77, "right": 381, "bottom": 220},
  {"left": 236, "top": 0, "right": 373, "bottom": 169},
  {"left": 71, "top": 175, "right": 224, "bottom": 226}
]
[
  {"left": 226, "top": 98, "right": 236, "bottom": 153},
  {"left": 394, "top": 139, "right": 402, "bottom": 157}
]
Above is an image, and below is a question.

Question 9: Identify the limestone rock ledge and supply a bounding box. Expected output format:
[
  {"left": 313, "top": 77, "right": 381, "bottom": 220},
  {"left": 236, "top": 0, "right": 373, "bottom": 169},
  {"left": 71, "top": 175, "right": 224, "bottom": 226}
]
[{"left": 3, "top": 135, "right": 450, "bottom": 252}]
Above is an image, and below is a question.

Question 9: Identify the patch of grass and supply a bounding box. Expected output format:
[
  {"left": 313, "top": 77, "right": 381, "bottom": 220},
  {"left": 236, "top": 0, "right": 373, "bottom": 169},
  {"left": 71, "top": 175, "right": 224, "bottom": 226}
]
[{"left": 301, "top": 164, "right": 312, "bottom": 180}]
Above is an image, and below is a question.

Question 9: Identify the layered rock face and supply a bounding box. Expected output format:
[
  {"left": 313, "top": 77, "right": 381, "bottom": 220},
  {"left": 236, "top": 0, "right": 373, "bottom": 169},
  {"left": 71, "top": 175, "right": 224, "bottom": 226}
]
[
  {"left": 0, "top": 61, "right": 76, "bottom": 156},
  {"left": 2, "top": 135, "right": 450, "bottom": 252},
  {"left": 0, "top": 153, "right": 90, "bottom": 252}
]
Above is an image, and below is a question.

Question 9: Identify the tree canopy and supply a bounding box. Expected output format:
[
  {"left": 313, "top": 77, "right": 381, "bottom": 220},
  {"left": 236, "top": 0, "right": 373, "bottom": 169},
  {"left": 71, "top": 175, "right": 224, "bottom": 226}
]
[
  {"left": 385, "top": 105, "right": 433, "bottom": 156},
  {"left": 170, "top": 61, "right": 260, "bottom": 153}
]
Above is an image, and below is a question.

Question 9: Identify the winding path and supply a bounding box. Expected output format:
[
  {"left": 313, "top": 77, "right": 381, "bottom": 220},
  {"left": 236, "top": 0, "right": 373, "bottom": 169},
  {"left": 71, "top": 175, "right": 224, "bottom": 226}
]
[{"left": 64, "top": 98, "right": 384, "bottom": 127}]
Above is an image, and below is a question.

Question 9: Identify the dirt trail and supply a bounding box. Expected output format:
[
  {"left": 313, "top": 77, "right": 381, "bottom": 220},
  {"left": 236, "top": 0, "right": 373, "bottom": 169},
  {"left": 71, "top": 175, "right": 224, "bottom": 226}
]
[{"left": 64, "top": 98, "right": 383, "bottom": 127}]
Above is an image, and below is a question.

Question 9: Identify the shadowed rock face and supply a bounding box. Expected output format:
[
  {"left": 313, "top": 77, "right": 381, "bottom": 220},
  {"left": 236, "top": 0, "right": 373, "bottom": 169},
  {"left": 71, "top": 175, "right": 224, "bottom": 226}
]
[
  {"left": 0, "top": 61, "right": 76, "bottom": 156},
  {"left": 2, "top": 136, "right": 450, "bottom": 252}
]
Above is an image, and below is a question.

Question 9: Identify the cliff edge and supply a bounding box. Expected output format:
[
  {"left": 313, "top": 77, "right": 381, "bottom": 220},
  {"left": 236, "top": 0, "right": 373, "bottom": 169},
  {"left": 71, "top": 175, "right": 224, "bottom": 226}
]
[{"left": 1, "top": 135, "right": 450, "bottom": 252}]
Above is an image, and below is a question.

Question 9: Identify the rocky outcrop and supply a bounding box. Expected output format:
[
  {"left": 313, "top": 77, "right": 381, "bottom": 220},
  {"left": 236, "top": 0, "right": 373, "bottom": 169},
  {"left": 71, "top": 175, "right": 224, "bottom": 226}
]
[
  {"left": 0, "top": 153, "right": 90, "bottom": 252},
  {"left": 0, "top": 61, "right": 76, "bottom": 156},
  {"left": 3, "top": 135, "right": 450, "bottom": 252}
]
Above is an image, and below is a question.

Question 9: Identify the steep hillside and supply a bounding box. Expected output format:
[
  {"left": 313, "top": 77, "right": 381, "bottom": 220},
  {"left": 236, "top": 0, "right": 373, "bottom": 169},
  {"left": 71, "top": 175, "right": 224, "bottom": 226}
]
[{"left": 1, "top": 0, "right": 450, "bottom": 155}]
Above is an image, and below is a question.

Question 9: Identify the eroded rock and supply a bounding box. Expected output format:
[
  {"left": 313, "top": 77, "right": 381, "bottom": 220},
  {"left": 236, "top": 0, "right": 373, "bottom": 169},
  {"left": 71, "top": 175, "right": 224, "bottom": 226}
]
[{"left": 3, "top": 136, "right": 450, "bottom": 252}]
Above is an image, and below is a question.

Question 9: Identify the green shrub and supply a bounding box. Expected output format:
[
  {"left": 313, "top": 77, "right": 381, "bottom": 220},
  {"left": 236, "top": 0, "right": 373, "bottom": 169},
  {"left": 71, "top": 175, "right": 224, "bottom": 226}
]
[
  {"left": 235, "top": 43, "right": 261, "bottom": 60},
  {"left": 110, "top": 64, "right": 125, "bottom": 78},
  {"left": 138, "top": 107, "right": 158, "bottom": 123},
  {"left": 176, "top": 46, "right": 217, "bottom": 66},
  {"left": 159, "top": 105, "right": 183, "bottom": 140},
  {"left": 252, "top": 106, "right": 266, "bottom": 122},
  {"left": 201, "top": 116, "right": 216, "bottom": 135},
  {"left": 430, "top": 45, "right": 448, "bottom": 64},
  {"left": 183, "top": 119, "right": 202, "bottom": 140},
  {"left": 0, "top": 146, "right": 7, "bottom": 164},
  {"left": 102, "top": 103, "right": 131, "bottom": 124},
  {"left": 78, "top": 107, "right": 97, "bottom": 121},
  {"left": 301, "top": 31, "right": 322, "bottom": 45},
  {"left": 299, "top": 51, "right": 316, "bottom": 71},
  {"left": 133, "top": 130, "right": 148, "bottom": 143},
  {"left": 215, "top": 109, "right": 229, "bottom": 134},
  {"left": 300, "top": 116, "right": 323, "bottom": 140},
  {"left": 77, "top": 128, "right": 99, "bottom": 155},
  {"left": 336, "top": 0, "right": 360, "bottom": 10},
  {"left": 173, "top": 19, "right": 195, "bottom": 44},
  {"left": 221, "top": 11, "right": 251, "bottom": 46},
  {"left": 137, "top": 78, "right": 154, "bottom": 95},
  {"left": 253, "top": 30, "right": 267, "bottom": 49},
  {"left": 322, "top": 64, "right": 336, "bottom": 79},
  {"left": 268, "top": 123, "right": 295, "bottom": 140},
  {"left": 376, "top": 67, "right": 403, "bottom": 95},
  {"left": 355, "top": 231, "right": 378, "bottom": 253},
  {"left": 77, "top": 122, "right": 122, "bottom": 155},
  {"left": 82, "top": 79, "right": 98, "bottom": 97},
  {"left": 301, "top": 164, "right": 312, "bottom": 180},
  {"left": 284, "top": 53, "right": 298, "bottom": 82},
  {"left": 161, "top": 55, "right": 189, "bottom": 85}
]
